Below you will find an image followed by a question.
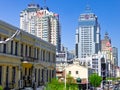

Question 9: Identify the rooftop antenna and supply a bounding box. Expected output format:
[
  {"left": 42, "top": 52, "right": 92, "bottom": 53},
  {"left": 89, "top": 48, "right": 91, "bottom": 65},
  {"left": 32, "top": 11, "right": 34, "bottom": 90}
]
[
  {"left": 43, "top": 0, "right": 49, "bottom": 10},
  {"left": 85, "top": 5, "right": 91, "bottom": 13},
  {"left": 44, "top": 0, "right": 46, "bottom": 8}
]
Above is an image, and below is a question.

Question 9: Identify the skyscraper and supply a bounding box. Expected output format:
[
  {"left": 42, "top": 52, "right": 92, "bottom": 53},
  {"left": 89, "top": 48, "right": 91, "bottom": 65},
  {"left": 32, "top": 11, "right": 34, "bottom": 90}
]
[
  {"left": 112, "top": 47, "right": 118, "bottom": 66},
  {"left": 20, "top": 3, "right": 61, "bottom": 52},
  {"left": 101, "top": 32, "right": 111, "bottom": 51},
  {"left": 75, "top": 8, "right": 101, "bottom": 59}
]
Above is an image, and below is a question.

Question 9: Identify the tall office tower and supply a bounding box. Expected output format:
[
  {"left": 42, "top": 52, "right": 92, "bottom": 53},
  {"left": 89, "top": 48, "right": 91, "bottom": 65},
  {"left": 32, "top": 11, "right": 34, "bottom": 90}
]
[
  {"left": 112, "top": 47, "right": 118, "bottom": 66},
  {"left": 101, "top": 32, "right": 111, "bottom": 51},
  {"left": 20, "top": 3, "right": 61, "bottom": 52},
  {"left": 75, "top": 9, "right": 101, "bottom": 59}
]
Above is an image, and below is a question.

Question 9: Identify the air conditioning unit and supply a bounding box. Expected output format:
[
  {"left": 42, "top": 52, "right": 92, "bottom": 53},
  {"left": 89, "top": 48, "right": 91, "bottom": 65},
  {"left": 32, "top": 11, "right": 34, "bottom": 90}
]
[{"left": 19, "top": 80, "right": 23, "bottom": 88}]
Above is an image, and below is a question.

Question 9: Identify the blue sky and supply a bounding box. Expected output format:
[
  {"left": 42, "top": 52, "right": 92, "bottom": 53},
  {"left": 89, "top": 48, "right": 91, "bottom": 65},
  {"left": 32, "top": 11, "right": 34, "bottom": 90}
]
[{"left": 0, "top": 0, "right": 120, "bottom": 64}]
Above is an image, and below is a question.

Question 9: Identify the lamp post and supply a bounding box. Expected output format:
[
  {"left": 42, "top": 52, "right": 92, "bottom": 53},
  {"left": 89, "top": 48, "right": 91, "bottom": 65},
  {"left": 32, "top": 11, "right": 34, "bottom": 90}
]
[
  {"left": 64, "top": 50, "right": 67, "bottom": 90},
  {"left": 86, "top": 63, "right": 88, "bottom": 90}
]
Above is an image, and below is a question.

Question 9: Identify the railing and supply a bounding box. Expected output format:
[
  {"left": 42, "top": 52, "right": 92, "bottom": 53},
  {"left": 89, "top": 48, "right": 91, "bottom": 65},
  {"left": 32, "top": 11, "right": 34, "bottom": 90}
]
[{"left": 21, "top": 56, "right": 38, "bottom": 62}]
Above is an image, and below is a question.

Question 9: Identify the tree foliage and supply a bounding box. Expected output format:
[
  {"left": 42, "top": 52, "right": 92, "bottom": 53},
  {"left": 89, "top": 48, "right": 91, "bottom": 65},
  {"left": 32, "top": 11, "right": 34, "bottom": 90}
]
[
  {"left": 46, "top": 75, "right": 78, "bottom": 90},
  {"left": 89, "top": 73, "right": 102, "bottom": 88},
  {"left": 45, "top": 78, "right": 64, "bottom": 90},
  {"left": 66, "top": 74, "right": 78, "bottom": 90},
  {"left": 0, "top": 85, "right": 3, "bottom": 90}
]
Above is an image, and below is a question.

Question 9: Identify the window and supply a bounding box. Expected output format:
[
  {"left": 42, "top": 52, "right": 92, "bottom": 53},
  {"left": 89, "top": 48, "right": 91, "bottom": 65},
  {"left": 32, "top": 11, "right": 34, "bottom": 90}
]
[
  {"left": 15, "top": 42, "right": 18, "bottom": 55},
  {"left": 34, "top": 48, "right": 36, "bottom": 58},
  {"left": 6, "top": 66, "right": 9, "bottom": 86},
  {"left": 3, "top": 38, "right": 6, "bottom": 53},
  {"left": 11, "top": 41, "right": 13, "bottom": 54},
  {"left": 25, "top": 45, "right": 28, "bottom": 56},
  {"left": 48, "top": 52, "right": 50, "bottom": 62},
  {"left": 43, "top": 51, "right": 45, "bottom": 61},
  {"left": 69, "top": 71, "right": 71, "bottom": 74},
  {"left": 42, "top": 69, "right": 44, "bottom": 82},
  {"left": 35, "top": 69, "right": 37, "bottom": 82},
  {"left": 47, "top": 70, "right": 48, "bottom": 82},
  {"left": 76, "top": 71, "right": 78, "bottom": 74},
  {"left": 25, "top": 68, "right": 27, "bottom": 75},
  {"left": 12, "top": 67, "right": 16, "bottom": 83},
  {"left": 21, "top": 44, "right": 23, "bottom": 56},
  {"left": 29, "top": 46, "right": 31, "bottom": 57},
  {"left": 37, "top": 48, "right": 39, "bottom": 59},
  {"left": 38, "top": 69, "right": 40, "bottom": 82}
]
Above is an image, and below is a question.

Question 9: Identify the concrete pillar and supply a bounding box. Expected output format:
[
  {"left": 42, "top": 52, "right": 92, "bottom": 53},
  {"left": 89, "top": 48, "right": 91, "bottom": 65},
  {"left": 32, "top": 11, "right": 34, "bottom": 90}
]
[
  {"left": 7, "top": 41, "right": 11, "bottom": 54},
  {"left": 2, "top": 65, "right": 6, "bottom": 87},
  {"left": 0, "top": 37, "right": 4, "bottom": 52},
  {"left": 13, "top": 41, "right": 15, "bottom": 55},
  {"left": 23, "top": 44, "right": 25, "bottom": 57},
  {"left": 18, "top": 42, "right": 21, "bottom": 56},
  {"left": 16, "top": 66, "right": 19, "bottom": 89},
  {"left": 9, "top": 66, "right": 12, "bottom": 83}
]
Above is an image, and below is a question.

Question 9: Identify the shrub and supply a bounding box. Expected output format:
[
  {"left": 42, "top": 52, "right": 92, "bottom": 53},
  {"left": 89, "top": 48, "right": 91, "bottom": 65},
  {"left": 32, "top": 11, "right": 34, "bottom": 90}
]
[{"left": 0, "top": 85, "right": 3, "bottom": 90}]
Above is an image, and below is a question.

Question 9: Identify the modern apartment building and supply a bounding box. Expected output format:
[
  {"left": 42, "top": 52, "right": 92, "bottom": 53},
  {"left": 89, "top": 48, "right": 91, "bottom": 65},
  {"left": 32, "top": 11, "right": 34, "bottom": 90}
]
[
  {"left": 0, "top": 20, "right": 56, "bottom": 89},
  {"left": 20, "top": 3, "right": 61, "bottom": 52},
  {"left": 75, "top": 10, "right": 101, "bottom": 59}
]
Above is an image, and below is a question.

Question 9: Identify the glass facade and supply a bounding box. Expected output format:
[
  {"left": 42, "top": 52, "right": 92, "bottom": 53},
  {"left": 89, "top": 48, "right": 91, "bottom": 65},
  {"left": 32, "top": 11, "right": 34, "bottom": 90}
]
[{"left": 76, "top": 13, "right": 100, "bottom": 59}]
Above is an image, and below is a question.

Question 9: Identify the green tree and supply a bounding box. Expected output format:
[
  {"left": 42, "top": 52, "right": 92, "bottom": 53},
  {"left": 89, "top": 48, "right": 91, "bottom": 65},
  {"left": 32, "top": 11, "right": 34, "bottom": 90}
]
[
  {"left": 45, "top": 78, "right": 64, "bottom": 90},
  {"left": 66, "top": 74, "right": 78, "bottom": 90},
  {"left": 89, "top": 73, "right": 102, "bottom": 90},
  {"left": 46, "top": 75, "right": 78, "bottom": 90}
]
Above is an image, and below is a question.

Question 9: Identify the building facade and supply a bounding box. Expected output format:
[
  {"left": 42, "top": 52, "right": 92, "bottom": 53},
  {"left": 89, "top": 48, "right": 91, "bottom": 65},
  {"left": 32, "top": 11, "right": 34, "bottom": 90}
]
[
  {"left": 75, "top": 10, "right": 101, "bottom": 59},
  {"left": 20, "top": 3, "right": 61, "bottom": 52},
  {"left": 56, "top": 59, "right": 92, "bottom": 84},
  {"left": 0, "top": 20, "right": 56, "bottom": 89},
  {"left": 101, "top": 32, "right": 111, "bottom": 51},
  {"left": 112, "top": 47, "right": 118, "bottom": 66}
]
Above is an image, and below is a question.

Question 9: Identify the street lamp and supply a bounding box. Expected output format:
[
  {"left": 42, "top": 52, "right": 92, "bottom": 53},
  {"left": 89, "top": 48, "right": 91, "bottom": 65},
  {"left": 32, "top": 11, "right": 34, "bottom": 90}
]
[
  {"left": 64, "top": 50, "right": 67, "bottom": 90},
  {"left": 57, "top": 51, "right": 67, "bottom": 90},
  {"left": 85, "top": 56, "right": 89, "bottom": 90}
]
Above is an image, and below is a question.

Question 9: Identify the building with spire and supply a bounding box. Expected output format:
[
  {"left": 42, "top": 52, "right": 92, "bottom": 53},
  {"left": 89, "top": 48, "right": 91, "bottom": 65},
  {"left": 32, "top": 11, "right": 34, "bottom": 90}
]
[
  {"left": 101, "top": 32, "right": 119, "bottom": 78},
  {"left": 101, "top": 32, "right": 111, "bottom": 51},
  {"left": 75, "top": 7, "right": 101, "bottom": 59},
  {"left": 20, "top": 3, "right": 61, "bottom": 52}
]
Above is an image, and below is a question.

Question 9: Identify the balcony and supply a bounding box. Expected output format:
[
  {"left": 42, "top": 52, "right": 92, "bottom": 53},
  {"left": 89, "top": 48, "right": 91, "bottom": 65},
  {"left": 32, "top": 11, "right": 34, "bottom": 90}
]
[{"left": 21, "top": 56, "right": 38, "bottom": 63}]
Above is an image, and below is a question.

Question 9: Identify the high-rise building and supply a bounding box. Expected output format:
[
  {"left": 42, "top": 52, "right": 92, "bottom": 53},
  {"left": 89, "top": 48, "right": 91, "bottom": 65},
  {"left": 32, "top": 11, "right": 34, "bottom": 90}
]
[
  {"left": 112, "top": 47, "right": 118, "bottom": 66},
  {"left": 20, "top": 3, "right": 61, "bottom": 52},
  {"left": 101, "top": 32, "right": 111, "bottom": 51},
  {"left": 75, "top": 9, "right": 101, "bottom": 59}
]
